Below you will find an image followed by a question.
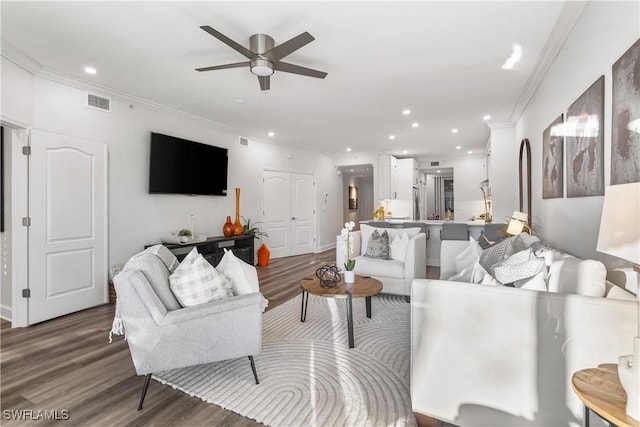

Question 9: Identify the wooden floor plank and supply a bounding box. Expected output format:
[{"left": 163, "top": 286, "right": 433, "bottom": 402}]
[{"left": 0, "top": 248, "right": 438, "bottom": 426}]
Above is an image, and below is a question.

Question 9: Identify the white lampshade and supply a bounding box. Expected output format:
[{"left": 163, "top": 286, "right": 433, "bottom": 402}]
[
  {"left": 596, "top": 182, "right": 640, "bottom": 265},
  {"left": 506, "top": 210, "right": 528, "bottom": 236}
]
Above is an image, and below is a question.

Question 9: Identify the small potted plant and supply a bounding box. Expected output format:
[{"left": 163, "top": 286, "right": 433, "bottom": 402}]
[
  {"left": 341, "top": 221, "right": 356, "bottom": 283},
  {"left": 242, "top": 217, "right": 270, "bottom": 266},
  {"left": 176, "top": 228, "right": 192, "bottom": 243}
]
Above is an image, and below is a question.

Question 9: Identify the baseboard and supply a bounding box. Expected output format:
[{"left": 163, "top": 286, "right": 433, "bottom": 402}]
[
  {"left": 1, "top": 304, "right": 12, "bottom": 321},
  {"left": 315, "top": 242, "right": 336, "bottom": 253},
  {"left": 426, "top": 258, "right": 441, "bottom": 267}
]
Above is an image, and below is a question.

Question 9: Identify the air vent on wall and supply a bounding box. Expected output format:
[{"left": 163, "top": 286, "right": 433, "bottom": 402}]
[
  {"left": 430, "top": 161, "right": 440, "bottom": 166},
  {"left": 239, "top": 136, "right": 249, "bottom": 147},
  {"left": 86, "top": 92, "right": 111, "bottom": 112}
]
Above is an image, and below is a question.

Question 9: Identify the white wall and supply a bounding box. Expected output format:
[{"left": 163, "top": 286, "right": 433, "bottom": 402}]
[
  {"left": 2, "top": 58, "right": 343, "bottom": 272},
  {"left": 1, "top": 128, "right": 12, "bottom": 320},
  {"left": 515, "top": 1, "right": 639, "bottom": 280},
  {"left": 488, "top": 125, "right": 518, "bottom": 222}
]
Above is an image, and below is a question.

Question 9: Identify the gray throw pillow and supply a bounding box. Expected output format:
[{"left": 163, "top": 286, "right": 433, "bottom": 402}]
[
  {"left": 479, "top": 236, "right": 515, "bottom": 274},
  {"left": 365, "top": 229, "right": 391, "bottom": 260}
]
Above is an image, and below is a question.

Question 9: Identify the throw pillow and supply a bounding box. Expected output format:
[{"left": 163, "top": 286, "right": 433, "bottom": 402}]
[
  {"left": 365, "top": 229, "right": 391, "bottom": 260},
  {"left": 390, "top": 232, "right": 410, "bottom": 262},
  {"left": 478, "top": 236, "right": 515, "bottom": 274},
  {"left": 513, "top": 233, "right": 541, "bottom": 252},
  {"left": 455, "top": 237, "right": 482, "bottom": 275},
  {"left": 360, "top": 224, "right": 420, "bottom": 255},
  {"left": 477, "top": 234, "right": 494, "bottom": 250},
  {"left": 217, "top": 249, "right": 269, "bottom": 311},
  {"left": 515, "top": 271, "right": 547, "bottom": 291},
  {"left": 217, "top": 249, "right": 259, "bottom": 295},
  {"left": 493, "top": 248, "right": 546, "bottom": 285},
  {"left": 169, "top": 248, "right": 233, "bottom": 307},
  {"left": 470, "top": 263, "right": 501, "bottom": 286},
  {"left": 547, "top": 258, "right": 607, "bottom": 297}
]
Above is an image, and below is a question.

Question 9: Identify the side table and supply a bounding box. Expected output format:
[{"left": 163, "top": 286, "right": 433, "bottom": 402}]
[{"left": 571, "top": 364, "right": 640, "bottom": 427}]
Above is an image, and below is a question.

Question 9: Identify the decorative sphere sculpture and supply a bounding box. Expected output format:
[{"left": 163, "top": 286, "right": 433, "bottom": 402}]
[{"left": 315, "top": 264, "right": 342, "bottom": 287}]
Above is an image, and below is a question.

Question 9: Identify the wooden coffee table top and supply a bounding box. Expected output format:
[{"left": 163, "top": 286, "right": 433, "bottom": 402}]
[{"left": 301, "top": 274, "right": 383, "bottom": 298}]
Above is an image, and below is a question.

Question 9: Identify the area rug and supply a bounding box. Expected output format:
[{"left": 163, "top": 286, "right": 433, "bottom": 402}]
[{"left": 154, "top": 293, "right": 416, "bottom": 427}]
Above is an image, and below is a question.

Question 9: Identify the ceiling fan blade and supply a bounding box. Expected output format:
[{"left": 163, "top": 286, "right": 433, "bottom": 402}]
[
  {"left": 263, "top": 32, "right": 314, "bottom": 61},
  {"left": 200, "top": 25, "right": 254, "bottom": 59},
  {"left": 274, "top": 61, "right": 327, "bottom": 79},
  {"left": 195, "top": 61, "right": 250, "bottom": 72},
  {"left": 258, "top": 75, "right": 270, "bottom": 91}
]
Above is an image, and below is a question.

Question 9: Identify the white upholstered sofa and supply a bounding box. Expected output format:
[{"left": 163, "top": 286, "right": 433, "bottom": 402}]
[
  {"left": 410, "top": 236, "right": 637, "bottom": 427},
  {"left": 336, "top": 224, "right": 427, "bottom": 297}
]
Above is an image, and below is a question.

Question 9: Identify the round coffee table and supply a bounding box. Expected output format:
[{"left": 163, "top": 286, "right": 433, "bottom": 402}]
[{"left": 300, "top": 274, "right": 383, "bottom": 348}]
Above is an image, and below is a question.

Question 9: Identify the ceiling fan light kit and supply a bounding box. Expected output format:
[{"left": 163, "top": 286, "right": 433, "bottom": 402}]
[{"left": 196, "top": 25, "right": 327, "bottom": 91}]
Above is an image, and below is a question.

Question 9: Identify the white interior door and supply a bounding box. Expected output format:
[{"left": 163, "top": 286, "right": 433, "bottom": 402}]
[
  {"left": 290, "top": 173, "right": 315, "bottom": 256},
  {"left": 28, "top": 130, "right": 107, "bottom": 324},
  {"left": 263, "top": 171, "right": 315, "bottom": 259}
]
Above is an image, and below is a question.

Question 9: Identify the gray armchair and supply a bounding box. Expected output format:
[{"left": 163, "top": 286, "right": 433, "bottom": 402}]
[{"left": 113, "top": 250, "right": 263, "bottom": 410}]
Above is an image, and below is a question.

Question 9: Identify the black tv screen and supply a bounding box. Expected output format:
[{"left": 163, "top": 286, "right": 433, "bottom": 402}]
[{"left": 149, "top": 132, "right": 228, "bottom": 196}]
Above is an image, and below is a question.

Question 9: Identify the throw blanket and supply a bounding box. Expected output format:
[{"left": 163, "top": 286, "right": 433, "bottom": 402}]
[{"left": 108, "top": 245, "right": 179, "bottom": 342}]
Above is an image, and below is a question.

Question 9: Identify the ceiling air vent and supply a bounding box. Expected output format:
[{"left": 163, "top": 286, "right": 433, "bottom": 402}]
[
  {"left": 430, "top": 161, "right": 440, "bottom": 166},
  {"left": 239, "top": 137, "right": 249, "bottom": 147},
  {"left": 86, "top": 92, "right": 111, "bottom": 112}
]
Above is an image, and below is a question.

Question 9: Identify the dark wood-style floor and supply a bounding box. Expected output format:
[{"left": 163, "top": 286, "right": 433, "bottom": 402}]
[{"left": 1, "top": 250, "right": 439, "bottom": 426}]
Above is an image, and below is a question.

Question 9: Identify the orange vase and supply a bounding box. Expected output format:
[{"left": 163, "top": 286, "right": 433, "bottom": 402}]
[
  {"left": 257, "top": 243, "right": 271, "bottom": 266},
  {"left": 223, "top": 216, "right": 234, "bottom": 237},
  {"left": 233, "top": 188, "right": 243, "bottom": 236}
]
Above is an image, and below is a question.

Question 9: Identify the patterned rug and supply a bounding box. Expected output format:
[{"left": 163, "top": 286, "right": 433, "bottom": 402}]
[{"left": 154, "top": 293, "right": 416, "bottom": 427}]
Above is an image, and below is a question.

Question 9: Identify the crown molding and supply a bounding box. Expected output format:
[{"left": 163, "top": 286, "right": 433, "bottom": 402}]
[
  {"left": 487, "top": 122, "right": 515, "bottom": 130},
  {"left": 510, "top": 0, "right": 588, "bottom": 124},
  {"left": 1, "top": 38, "right": 43, "bottom": 74}
]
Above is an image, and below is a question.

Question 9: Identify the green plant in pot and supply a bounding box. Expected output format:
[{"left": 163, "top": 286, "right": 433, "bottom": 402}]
[
  {"left": 176, "top": 228, "right": 192, "bottom": 243},
  {"left": 242, "top": 217, "right": 271, "bottom": 266}
]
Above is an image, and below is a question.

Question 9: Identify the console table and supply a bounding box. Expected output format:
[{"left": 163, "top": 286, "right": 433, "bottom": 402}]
[
  {"left": 572, "top": 364, "right": 640, "bottom": 427},
  {"left": 149, "top": 235, "right": 255, "bottom": 266}
]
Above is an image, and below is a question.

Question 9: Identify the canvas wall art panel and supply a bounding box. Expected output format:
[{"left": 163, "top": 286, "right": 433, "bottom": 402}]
[
  {"left": 611, "top": 38, "right": 640, "bottom": 185},
  {"left": 565, "top": 76, "right": 604, "bottom": 197},
  {"left": 542, "top": 114, "right": 564, "bottom": 199}
]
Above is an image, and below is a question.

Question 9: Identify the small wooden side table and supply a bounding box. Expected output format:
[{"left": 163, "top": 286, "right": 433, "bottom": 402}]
[
  {"left": 572, "top": 364, "right": 640, "bottom": 427},
  {"left": 300, "top": 275, "right": 383, "bottom": 348}
]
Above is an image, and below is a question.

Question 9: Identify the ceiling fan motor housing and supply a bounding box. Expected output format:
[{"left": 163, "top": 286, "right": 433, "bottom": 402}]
[{"left": 250, "top": 34, "right": 275, "bottom": 76}]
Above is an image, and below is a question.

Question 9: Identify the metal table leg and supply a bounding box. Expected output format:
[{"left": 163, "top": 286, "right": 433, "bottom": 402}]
[
  {"left": 300, "top": 291, "right": 309, "bottom": 322},
  {"left": 584, "top": 405, "right": 590, "bottom": 427},
  {"left": 366, "top": 296, "right": 372, "bottom": 318},
  {"left": 346, "top": 292, "right": 354, "bottom": 348}
]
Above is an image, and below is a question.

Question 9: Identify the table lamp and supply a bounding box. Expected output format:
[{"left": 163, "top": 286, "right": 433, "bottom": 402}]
[
  {"left": 506, "top": 210, "right": 529, "bottom": 236},
  {"left": 596, "top": 181, "right": 640, "bottom": 421}
]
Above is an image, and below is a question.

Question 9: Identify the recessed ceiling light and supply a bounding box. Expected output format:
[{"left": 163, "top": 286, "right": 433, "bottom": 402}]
[
  {"left": 84, "top": 66, "right": 97, "bottom": 75},
  {"left": 402, "top": 109, "right": 411, "bottom": 115},
  {"left": 389, "top": 135, "right": 396, "bottom": 140},
  {"left": 502, "top": 43, "right": 523, "bottom": 70},
  {"left": 456, "top": 146, "right": 462, "bottom": 150},
  {"left": 483, "top": 115, "right": 491, "bottom": 121},
  {"left": 346, "top": 147, "right": 352, "bottom": 152},
  {"left": 268, "top": 132, "right": 275, "bottom": 137},
  {"left": 411, "top": 122, "right": 419, "bottom": 128},
  {"left": 403, "top": 150, "right": 408, "bottom": 154},
  {"left": 437, "top": 170, "right": 441, "bottom": 173},
  {"left": 467, "top": 150, "right": 473, "bottom": 154},
  {"left": 235, "top": 99, "right": 245, "bottom": 103},
  {"left": 451, "top": 128, "right": 458, "bottom": 134}
]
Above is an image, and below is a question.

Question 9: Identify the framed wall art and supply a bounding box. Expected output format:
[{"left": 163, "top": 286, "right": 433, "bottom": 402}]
[
  {"left": 542, "top": 114, "right": 564, "bottom": 199},
  {"left": 565, "top": 75, "right": 605, "bottom": 197},
  {"left": 611, "top": 38, "right": 640, "bottom": 185},
  {"left": 348, "top": 186, "right": 358, "bottom": 210}
]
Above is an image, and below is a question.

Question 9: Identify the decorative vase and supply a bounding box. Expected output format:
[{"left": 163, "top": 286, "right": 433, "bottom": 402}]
[
  {"left": 257, "top": 243, "right": 271, "bottom": 267},
  {"left": 233, "top": 188, "right": 243, "bottom": 236},
  {"left": 344, "top": 270, "right": 355, "bottom": 283},
  {"left": 223, "top": 216, "right": 234, "bottom": 237}
]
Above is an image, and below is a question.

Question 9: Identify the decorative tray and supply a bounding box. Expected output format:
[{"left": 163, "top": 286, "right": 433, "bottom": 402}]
[{"left": 161, "top": 235, "right": 207, "bottom": 245}]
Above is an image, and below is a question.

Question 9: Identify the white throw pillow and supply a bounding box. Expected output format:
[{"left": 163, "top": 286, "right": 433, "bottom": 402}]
[
  {"left": 217, "top": 249, "right": 259, "bottom": 295},
  {"left": 547, "top": 257, "right": 607, "bottom": 297},
  {"left": 471, "top": 263, "right": 501, "bottom": 286},
  {"left": 493, "top": 248, "right": 545, "bottom": 285},
  {"left": 390, "top": 232, "right": 410, "bottom": 262},
  {"left": 169, "top": 248, "right": 233, "bottom": 307},
  {"left": 515, "top": 271, "right": 548, "bottom": 291},
  {"left": 455, "top": 237, "right": 481, "bottom": 274}
]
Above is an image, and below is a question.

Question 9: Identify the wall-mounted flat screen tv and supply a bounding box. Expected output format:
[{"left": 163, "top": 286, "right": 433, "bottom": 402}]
[{"left": 149, "top": 132, "right": 228, "bottom": 196}]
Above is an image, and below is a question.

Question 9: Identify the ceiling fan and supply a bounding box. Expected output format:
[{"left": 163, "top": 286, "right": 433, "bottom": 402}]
[{"left": 195, "top": 26, "right": 328, "bottom": 91}]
